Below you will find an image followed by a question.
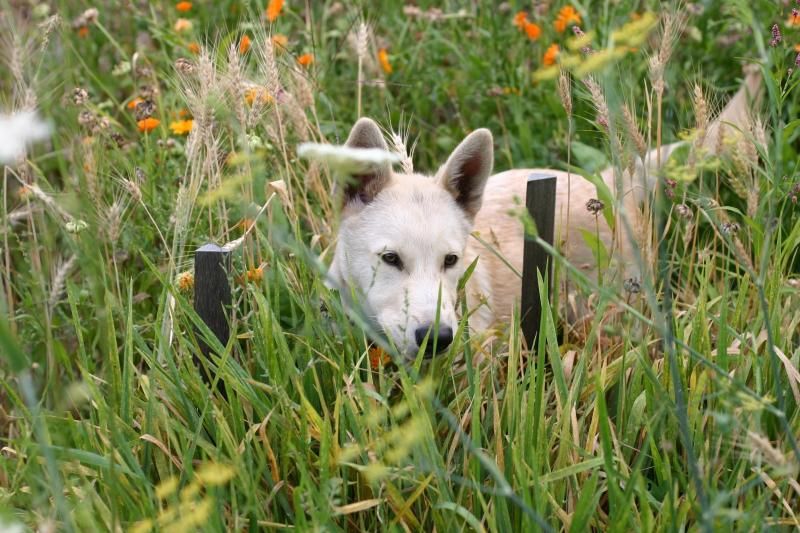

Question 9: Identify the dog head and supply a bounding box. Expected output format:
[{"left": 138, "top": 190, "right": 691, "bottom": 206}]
[{"left": 327, "top": 118, "right": 493, "bottom": 358}]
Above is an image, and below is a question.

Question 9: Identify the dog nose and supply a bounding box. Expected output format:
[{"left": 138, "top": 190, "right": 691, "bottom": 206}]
[{"left": 414, "top": 325, "right": 453, "bottom": 355}]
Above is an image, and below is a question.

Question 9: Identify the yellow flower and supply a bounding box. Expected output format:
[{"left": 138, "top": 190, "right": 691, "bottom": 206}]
[
  {"left": 169, "top": 119, "right": 193, "bottom": 135},
  {"left": 554, "top": 5, "right": 581, "bottom": 33},
  {"left": 543, "top": 43, "right": 559, "bottom": 66},
  {"left": 297, "top": 53, "right": 314, "bottom": 67},
  {"left": 174, "top": 18, "right": 192, "bottom": 32},
  {"left": 378, "top": 48, "right": 392, "bottom": 74},
  {"left": 176, "top": 1, "right": 192, "bottom": 12},
  {"left": 137, "top": 117, "right": 160, "bottom": 133},
  {"left": 239, "top": 34, "right": 251, "bottom": 54},
  {"left": 266, "top": 0, "right": 284, "bottom": 22}
]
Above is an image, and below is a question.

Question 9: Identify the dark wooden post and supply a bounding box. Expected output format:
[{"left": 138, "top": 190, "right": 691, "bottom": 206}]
[
  {"left": 521, "top": 174, "right": 557, "bottom": 348},
  {"left": 194, "top": 243, "right": 231, "bottom": 392}
]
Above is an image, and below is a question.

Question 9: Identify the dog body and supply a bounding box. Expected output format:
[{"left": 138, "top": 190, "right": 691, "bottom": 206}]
[{"left": 328, "top": 68, "right": 761, "bottom": 357}]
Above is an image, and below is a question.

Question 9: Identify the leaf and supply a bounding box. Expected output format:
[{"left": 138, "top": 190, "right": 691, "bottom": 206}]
[
  {"left": 571, "top": 141, "right": 609, "bottom": 174},
  {"left": 579, "top": 228, "right": 609, "bottom": 269}
]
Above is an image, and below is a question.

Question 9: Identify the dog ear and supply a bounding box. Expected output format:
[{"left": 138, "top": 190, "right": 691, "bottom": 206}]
[
  {"left": 437, "top": 129, "right": 493, "bottom": 219},
  {"left": 343, "top": 118, "right": 391, "bottom": 204}
]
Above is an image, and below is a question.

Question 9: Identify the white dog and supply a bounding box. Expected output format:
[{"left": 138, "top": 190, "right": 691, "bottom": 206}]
[{"left": 327, "top": 68, "right": 761, "bottom": 358}]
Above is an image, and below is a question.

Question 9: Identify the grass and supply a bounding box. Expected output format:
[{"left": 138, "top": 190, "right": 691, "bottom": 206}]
[{"left": 1, "top": 0, "right": 800, "bottom": 531}]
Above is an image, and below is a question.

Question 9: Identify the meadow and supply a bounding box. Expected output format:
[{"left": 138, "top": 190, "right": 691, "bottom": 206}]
[{"left": 1, "top": 0, "right": 800, "bottom": 531}]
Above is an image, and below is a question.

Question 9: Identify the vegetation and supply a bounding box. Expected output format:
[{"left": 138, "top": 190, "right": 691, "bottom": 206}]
[{"left": 1, "top": 0, "right": 799, "bottom": 531}]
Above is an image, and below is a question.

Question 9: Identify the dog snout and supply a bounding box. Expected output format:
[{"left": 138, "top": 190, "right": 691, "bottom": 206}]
[{"left": 414, "top": 324, "right": 453, "bottom": 355}]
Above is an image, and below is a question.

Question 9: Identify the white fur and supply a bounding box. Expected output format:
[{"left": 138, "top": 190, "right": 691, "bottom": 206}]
[{"left": 328, "top": 67, "right": 762, "bottom": 357}]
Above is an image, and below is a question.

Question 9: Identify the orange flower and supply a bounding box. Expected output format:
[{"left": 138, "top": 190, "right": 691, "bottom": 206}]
[
  {"left": 77, "top": 26, "right": 89, "bottom": 38},
  {"left": 272, "top": 33, "right": 288, "bottom": 50},
  {"left": 524, "top": 21, "right": 541, "bottom": 40},
  {"left": 554, "top": 5, "right": 581, "bottom": 33},
  {"left": 187, "top": 42, "right": 201, "bottom": 54},
  {"left": 177, "top": 272, "right": 194, "bottom": 292},
  {"left": 266, "top": 0, "right": 284, "bottom": 22},
  {"left": 297, "top": 53, "right": 314, "bottom": 67},
  {"left": 127, "top": 97, "right": 144, "bottom": 110},
  {"left": 174, "top": 18, "right": 192, "bottom": 32},
  {"left": 788, "top": 12, "right": 800, "bottom": 27},
  {"left": 368, "top": 346, "right": 390, "bottom": 369},
  {"left": 378, "top": 48, "right": 392, "bottom": 74},
  {"left": 244, "top": 87, "right": 273, "bottom": 106},
  {"left": 176, "top": 1, "right": 192, "bottom": 12},
  {"left": 239, "top": 34, "right": 251, "bottom": 54},
  {"left": 137, "top": 117, "right": 161, "bottom": 132},
  {"left": 543, "top": 43, "right": 559, "bottom": 66},
  {"left": 513, "top": 11, "right": 528, "bottom": 29},
  {"left": 178, "top": 108, "right": 191, "bottom": 118},
  {"left": 246, "top": 265, "right": 265, "bottom": 283},
  {"left": 169, "top": 119, "right": 193, "bottom": 135},
  {"left": 795, "top": 43, "right": 800, "bottom": 52}
]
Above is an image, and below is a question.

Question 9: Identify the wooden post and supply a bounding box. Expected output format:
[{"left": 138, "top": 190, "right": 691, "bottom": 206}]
[
  {"left": 521, "top": 173, "right": 557, "bottom": 348},
  {"left": 194, "top": 243, "right": 231, "bottom": 393}
]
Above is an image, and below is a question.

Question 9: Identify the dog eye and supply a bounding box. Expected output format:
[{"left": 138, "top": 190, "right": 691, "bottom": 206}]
[
  {"left": 443, "top": 254, "right": 458, "bottom": 268},
  {"left": 381, "top": 252, "right": 403, "bottom": 269}
]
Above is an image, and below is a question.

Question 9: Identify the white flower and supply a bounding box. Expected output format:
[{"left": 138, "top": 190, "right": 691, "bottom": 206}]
[
  {"left": 297, "top": 142, "right": 400, "bottom": 175},
  {"left": 0, "top": 111, "right": 51, "bottom": 163}
]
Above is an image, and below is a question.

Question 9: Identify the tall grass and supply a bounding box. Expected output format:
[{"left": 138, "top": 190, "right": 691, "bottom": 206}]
[{"left": 1, "top": 0, "right": 799, "bottom": 531}]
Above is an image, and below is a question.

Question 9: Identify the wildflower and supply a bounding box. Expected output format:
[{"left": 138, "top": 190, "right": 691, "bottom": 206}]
[
  {"left": 65, "top": 220, "right": 89, "bottom": 234},
  {"left": 176, "top": 1, "right": 192, "bottom": 12},
  {"left": 720, "top": 221, "right": 740, "bottom": 235},
  {"left": 76, "top": 26, "right": 89, "bottom": 38},
  {"left": 239, "top": 35, "right": 251, "bottom": 54},
  {"left": 245, "top": 265, "right": 264, "bottom": 283},
  {"left": 789, "top": 9, "right": 800, "bottom": 27},
  {"left": 78, "top": 110, "right": 96, "bottom": 129},
  {"left": 543, "top": 43, "right": 559, "bottom": 66},
  {"left": 177, "top": 271, "right": 194, "bottom": 292},
  {"left": 137, "top": 117, "right": 160, "bottom": 133},
  {"left": 297, "top": 53, "right": 314, "bottom": 67},
  {"left": 378, "top": 48, "right": 393, "bottom": 74},
  {"left": 266, "top": 0, "right": 284, "bottom": 22},
  {"left": 585, "top": 198, "right": 604, "bottom": 214},
  {"left": 675, "top": 203, "right": 693, "bottom": 220},
  {"left": 524, "top": 21, "right": 542, "bottom": 40},
  {"left": 513, "top": 11, "right": 528, "bottom": 29},
  {"left": 572, "top": 25, "right": 593, "bottom": 53},
  {"left": 169, "top": 119, "right": 193, "bottom": 135},
  {"left": 71, "top": 88, "right": 89, "bottom": 105},
  {"left": 127, "top": 97, "right": 144, "bottom": 110},
  {"left": 174, "top": 18, "right": 192, "bottom": 32},
  {"left": 174, "top": 57, "right": 194, "bottom": 74},
  {"left": 623, "top": 277, "right": 641, "bottom": 294},
  {"left": 272, "top": 33, "right": 288, "bottom": 50},
  {"left": 796, "top": 52, "right": 800, "bottom": 67},
  {"left": 770, "top": 24, "right": 781, "bottom": 46},
  {"left": 134, "top": 100, "right": 156, "bottom": 121},
  {"left": 369, "top": 346, "right": 391, "bottom": 369},
  {"left": 0, "top": 111, "right": 51, "bottom": 163},
  {"left": 72, "top": 7, "right": 99, "bottom": 29},
  {"left": 244, "top": 87, "right": 272, "bottom": 106},
  {"left": 187, "top": 42, "right": 201, "bottom": 54},
  {"left": 554, "top": 5, "right": 581, "bottom": 33}
]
